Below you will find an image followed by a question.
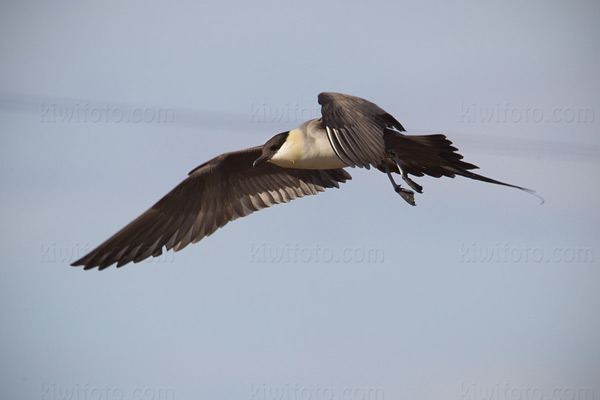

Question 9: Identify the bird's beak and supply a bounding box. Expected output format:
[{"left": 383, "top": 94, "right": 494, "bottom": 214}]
[{"left": 253, "top": 155, "right": 268, "bottom": 168}]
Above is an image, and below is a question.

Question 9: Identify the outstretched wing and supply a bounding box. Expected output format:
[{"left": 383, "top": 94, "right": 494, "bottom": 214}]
[
  {"left": 71, "top": 147, "right": 351, "bottom": 270},
  {"left": 318, "top": 92, "right": 405, "bottom": 169}
]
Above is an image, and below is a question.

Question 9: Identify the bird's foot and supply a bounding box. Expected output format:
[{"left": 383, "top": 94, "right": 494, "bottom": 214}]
[
  {"left": 402, "top": 175, "right": 423, "bottom": 194},
  {"left": 395, "top": 186, "right": 416, "bottom": 206},
  {"left": 385, "top": 160, "right": 417, "bottom": 206},
  {"left": 389, "top": 148, "right": 423, "bottom": 194}
]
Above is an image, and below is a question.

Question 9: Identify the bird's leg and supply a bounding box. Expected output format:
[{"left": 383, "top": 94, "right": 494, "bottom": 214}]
[
  {"left": 389, "top": 149, "right": 423, "bottom": 193},
  {"left": 385, "top": 162, "right": 415, "bottom": 206}
]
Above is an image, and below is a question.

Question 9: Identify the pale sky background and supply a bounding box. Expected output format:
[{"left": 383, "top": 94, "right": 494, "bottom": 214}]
[{"left": 1, "top": 1, "right": 599, "bottom": 399}]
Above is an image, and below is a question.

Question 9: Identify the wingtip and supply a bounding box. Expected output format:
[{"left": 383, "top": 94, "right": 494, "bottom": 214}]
[{"left": 70, "top": 258, "right": 102, "bottom": 270}]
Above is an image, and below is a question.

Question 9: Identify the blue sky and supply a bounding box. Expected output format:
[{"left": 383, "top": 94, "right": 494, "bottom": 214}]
[{"left": 1, "top": 1, "right": 599, "bottom": 399}]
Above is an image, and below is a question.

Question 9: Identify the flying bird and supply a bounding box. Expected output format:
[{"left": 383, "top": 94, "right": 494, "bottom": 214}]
[{"left": 72, "top": 92, "right": 541, "bottom": 270}]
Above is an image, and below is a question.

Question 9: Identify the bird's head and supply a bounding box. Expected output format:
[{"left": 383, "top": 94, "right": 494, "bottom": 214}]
[{"left": 253, "top": 131, "right": 289, "bottom": 167}]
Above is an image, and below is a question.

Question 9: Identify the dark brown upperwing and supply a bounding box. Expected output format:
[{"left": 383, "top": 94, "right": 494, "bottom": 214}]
[
  {"left": 318, "top": 92, "right": 404, "bottom": 169},
  {"left": 71, "top": 147, "right": 351, "bottom": 270}
]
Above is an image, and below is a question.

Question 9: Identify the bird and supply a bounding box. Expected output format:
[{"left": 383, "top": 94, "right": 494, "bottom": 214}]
[{"left": 71, "top": 92, "right": 542, "bottom": 270}]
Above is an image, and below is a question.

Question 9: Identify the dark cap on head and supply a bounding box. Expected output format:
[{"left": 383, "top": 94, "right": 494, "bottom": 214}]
[{"left": 253, "top": 131, "right": 289, "bottom": 167}]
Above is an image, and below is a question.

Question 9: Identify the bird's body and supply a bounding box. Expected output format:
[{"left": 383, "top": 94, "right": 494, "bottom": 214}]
[
  {"left": 72, "top": 92, "right": 541, "bottom": 270},
  {"left": 270, "top": 119, "right": 348, "bottom": 170}
]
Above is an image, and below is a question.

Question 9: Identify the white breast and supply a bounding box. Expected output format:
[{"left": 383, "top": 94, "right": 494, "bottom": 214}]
[{"left": 270, "top": 122, "right": 348, "bottom": 169}]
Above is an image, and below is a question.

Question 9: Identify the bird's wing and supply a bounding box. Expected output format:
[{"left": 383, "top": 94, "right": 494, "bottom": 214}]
[
  {"left": 318, "top": 92, "right": 405, "bottom": 169},
  {"left": 71, "top": 146, "right": 351, "bottom": 270}
]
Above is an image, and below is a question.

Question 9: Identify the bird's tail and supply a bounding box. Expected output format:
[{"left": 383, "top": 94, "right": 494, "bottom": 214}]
[{"left": 381, "top": 130, "right": 544, "bottom": 203}]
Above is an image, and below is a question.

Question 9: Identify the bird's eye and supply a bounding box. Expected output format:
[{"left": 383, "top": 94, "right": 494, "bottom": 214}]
[{"left": 270, "top": 145, "right": 280, "bottom": 151}]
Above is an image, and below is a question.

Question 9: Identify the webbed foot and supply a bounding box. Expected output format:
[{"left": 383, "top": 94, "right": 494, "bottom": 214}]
[{"left": 395, "top": 186, "right": 416, "bottom": 206}]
